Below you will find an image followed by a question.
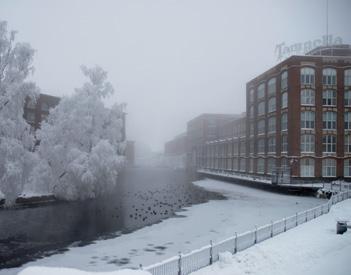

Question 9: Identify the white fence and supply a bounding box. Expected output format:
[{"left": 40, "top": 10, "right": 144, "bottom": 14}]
[{"left": 144, "top": 190, "right": 351, "bottom": 275}]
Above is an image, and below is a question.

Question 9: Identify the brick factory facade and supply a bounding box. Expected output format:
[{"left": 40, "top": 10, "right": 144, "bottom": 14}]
[{"left": 180, "top": 44, "right": 351, "bottom": 181}]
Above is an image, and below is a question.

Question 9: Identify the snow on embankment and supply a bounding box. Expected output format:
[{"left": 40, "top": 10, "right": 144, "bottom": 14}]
[
  {"left": 191, "top": 198, "right": 351, "bottom": 275},
  {"left": 18, "top": 266, "right": 151, "bottom": 275}
]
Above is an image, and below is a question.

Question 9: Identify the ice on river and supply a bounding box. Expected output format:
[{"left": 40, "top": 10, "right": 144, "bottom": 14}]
[{"left": 0, "top": 179, "right": 325, "bottom": 275}]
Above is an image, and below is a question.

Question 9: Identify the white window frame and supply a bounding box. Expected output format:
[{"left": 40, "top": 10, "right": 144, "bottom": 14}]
[
  {"left": 301, "top": 89, "right": 315, "bottom": 105},
  {"left": 281, "top": 71, "right": 288, "bottom": 91},
  {"left": 268, "top": 116, "right": 276, "bottom": 133},
  {"left": 258, "top": 101, "right": 265, "bottom": 116},
  {"left": 300, "top": 158, "right": 315, "bottom": 177},
  {"left": 345, "top": 69, "right": 351, "bottom": 86},
  {"left": 345, "top": 112, "right": 351, "bottom": 130},
  {"left": 323, "top": 68, "right": 337, "bottom": 86},
  {"left": 301, "top": 134, "right": 315, "bottom": 153},
  {"left": 323, "top": 111, "right": 337, "bottom": 130},
  {"left": 268, "top": 137, "right": 276, "bottom": 153},
  {"left": 345, "top": 134, "right": 351, "bottom": 153},
  {"left": 257, "top": 83, "right": 265, "bottom": 99},
  {"left": 268, "top": 78, "right": 276, "bottom": 96},
  {"left": 322, "top": 158, "right": 336, "bottom": 177},
  {"left": 281, "top": 113, "right": 288, "bottom": 131},
  {"left": 268, "top": 97, "right": 276, "bottom": 113},
  {"left": 301, "top": 111, "right": 315, "bottom": 129},
  {"left": 323, "top": 135, "right": 336, "bottom": 153},
  {"left": 281, "top": 135, "right": 288, "bottom": 153},
  {"left": 344, "top": 90, "right": 351, "bottom": 106},
  {"left": 322, "top": 90, "right": 337, "bottom": 106},
  {"left": 300, "top": 67, "right": 315, "bottom": 85},
  {"left": 281, "top": 92, "right": 288, "bottom": 108},
  {"left": 344, "top": 159, "right": 351, "bottom": 177},
  {"left": 257, "top": 158, "right": 265, "bottom": 174}
]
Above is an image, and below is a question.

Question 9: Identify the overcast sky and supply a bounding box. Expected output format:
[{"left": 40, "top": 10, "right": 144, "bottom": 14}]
[{"left": 1, "top": 0, "right": 350, "bottom": 152}]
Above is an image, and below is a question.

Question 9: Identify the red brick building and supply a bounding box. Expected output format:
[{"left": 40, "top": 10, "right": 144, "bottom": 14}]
[{"left": 198, "top": 44, "right": 351, "bottom": 181}]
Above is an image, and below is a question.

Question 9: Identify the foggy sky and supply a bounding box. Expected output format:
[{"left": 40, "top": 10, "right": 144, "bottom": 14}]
[{"left": 1, "top": 0, "right": 350, "bottom": 152}]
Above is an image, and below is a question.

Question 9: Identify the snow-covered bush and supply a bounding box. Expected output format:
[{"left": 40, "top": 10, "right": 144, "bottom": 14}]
[
  {"left": 35, "top": 65, "right": 125, "bottom": 200},
  {"left": 0, "top": 20, "right": 38, "bottom": 206}
]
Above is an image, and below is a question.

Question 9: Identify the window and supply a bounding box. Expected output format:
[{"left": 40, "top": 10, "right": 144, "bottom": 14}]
[
  {"left": 281, "top": 92, "right": 288, "bottom": 108},
  {"left": 345, "top": 134, "right": 351, "bottom": 153},
  {"left": 268, "top": 116, "right": 276, "bottom": 133},
  {"left": 345, "top": 112, "right": 351, "bottom": 130},
  {"left": 281, "top": 158, "right": 289, "bottom": 169},
  {"left": 239, "top": 158, "right": 246, "bottom": 172},
  {"left": 281, "top": 71, "right": 288, "bottom": 91},
  {"left": 323, "top": 111, "right": 337, "bottom": 130},
  {"left": 345, "top": 69, "right": 351, "bottom": 86},
  {"left": 249, "top": 158, "right": 254, "bottom": 173},
  {"left": 233, "top": 142, "right": 238, "bottom": 155},
  {"left": 257, "top": 139, "right": 265, "bottom": 153},
  {"left": 281, "top": 135, "right": 288, "bottom": 152},
  {"left": 300, "top": 67, "right": 315, "bottom": 85},
  {"left": 25, "top": 111, "right": 35, "bottom": 123},
  {"left": 240, "top": 140, "right": 246, "bottom": 155},
  {"left": 250, "top": 123, "right": 254, "bottom": 136},
  {"left": 267, "top": 158, "right": 275, "bottom": 174},
  {"left": 249, "top": 89, "right": 255, "bottom": 103},
  {"left": 322, "top": 158, "right": 336, "bottom": 177},
  {"left": 301, "top": 134, "right": 315, "bottom": 153},
  {"left": 345, "top": 90, "right": 351, "bottom": 106},
  {"left": 258, "top": 102, "right": 265, "bottom": 116},
  {"left": 344, "top": 159, "right": 351, "bottom": 177},
  {"left": 323, "top": 135, "right": 336, "bottom": 153},
  {"left": 301, "top": 89, "right": 315, "bottom": 105},
  {"left": 322, "top": 90, "right": 336, "bottom": 106},
  {"left": 268, "top": 78, "right": 276, "bottom": 96},
  {"left": 233, "top": 158, "right": 238, "bottom": 171},
  {"left": 268, "top": 137, "right": 276, "bottom": 153},
  {"left": 323, "top": 68, "right": 337, "bottom": 86},
  {"left": 258, "top": 119, "right": 265, "bottom": 134},
  {"left": 281, "top": 113, "right": 288, "bottom": 131},
  {"left": 249, "top": 106, "right": 254, "bottom": 118},
  {"left": 249, "top": 139, "right": 254, "bottom": 154},
  {"left": 268, "top": 97, "right": 276, "bottom": 112},
  {"left": 41, "top": 102, "right": 50, "bottom": 112},
  {"left": 257, "top": 158, "right": 265, "bottom": 174},
  {"left": 301, "top": 111, "right": 315, "bottom": 129},
  {"left": 300, "top": 158, "right": 315, "bottom": 177},
  {"left": 257, "top": 83, "right": 265, "bottom": 99}
]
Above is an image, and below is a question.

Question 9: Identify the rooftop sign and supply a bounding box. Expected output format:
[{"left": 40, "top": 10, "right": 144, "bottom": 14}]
[{"left": 275, "top": 35, "right": 343, "bottom": 61}]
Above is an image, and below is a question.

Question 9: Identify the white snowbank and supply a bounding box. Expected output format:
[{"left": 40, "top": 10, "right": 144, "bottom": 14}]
[
  {"left": 18, "top": 267, "right": 150, "bottom": 275},
  {"left": 191, "top": 198, "right": 351, "bottom": 275}
]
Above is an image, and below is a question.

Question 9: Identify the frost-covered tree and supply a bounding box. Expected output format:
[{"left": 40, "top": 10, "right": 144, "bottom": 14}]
[
  {"left": 34, "top": 65, "right": 125, "bottom": 201},
  {"left": 0, "top": 20, "right": 38, "bottom": 206}
]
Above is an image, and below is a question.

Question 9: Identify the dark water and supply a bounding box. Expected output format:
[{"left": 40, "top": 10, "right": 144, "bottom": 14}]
[{"left": 0, "top": 167, "right": 223, "bottom": 268}]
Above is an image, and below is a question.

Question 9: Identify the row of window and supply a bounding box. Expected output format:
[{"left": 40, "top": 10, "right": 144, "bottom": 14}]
[
  {"left": 249, "top": 68, "right": 351, "bottom": 104},
  {"left": 301, "top": 89, "right": 351, "bottom": 106},
  {"left": 203, "top": 157, "right": 351, "bottom": 177}
]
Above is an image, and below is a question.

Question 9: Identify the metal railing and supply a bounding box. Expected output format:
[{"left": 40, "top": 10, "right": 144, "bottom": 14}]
[{"left": 143, "top": 190, "right": 351, "bottom": 275}]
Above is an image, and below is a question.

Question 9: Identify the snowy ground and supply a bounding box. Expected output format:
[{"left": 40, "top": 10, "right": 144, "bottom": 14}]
[
  {"left": 0, "top": 179, "right": 324, "bottom": 275},
  {"left": 191, "top": 198, "right": 351, "bottom": 275}
]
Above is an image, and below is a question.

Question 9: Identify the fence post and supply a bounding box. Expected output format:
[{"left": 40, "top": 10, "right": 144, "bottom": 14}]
[
  {"left": 210, "top": 240, "right": 213, "bottom": 265},
  {"left": 284, "top": 218, "right": 286, "bottom": 232},
  {"left": 340, "top": 181, "right": 342, "bottom": 191},
  {"left": 234, "top": 232, "right": 237, "bottom": 253},
  {"left": 178, "top": 252, "right": 182, "bottom": 275},
  {"left": 139, "top": 264, "right": 143, "bottom": 270},
  {"left": 254, "top": 226, "right": 257, "bottom": 244},
  {"left": 270, "top": 221, "right": 273, "bottom": 238},
  {"left": 295, "top": 213, "right": 298, "bottom": 226},
  {"left": 305, "top": 211, "right": 307, "bottom": 222},
  {"left": 314, "top": 208, "right": 316, "bottom": 219}
]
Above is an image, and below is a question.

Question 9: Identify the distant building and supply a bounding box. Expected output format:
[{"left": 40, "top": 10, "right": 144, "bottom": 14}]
[
  {"left": 23, "top": 93, "right": 60, "bottom": 130},
  {"left": 186, "top": 113, "right": 239, "bottom": 168},
  {"left": 164, "top": 133, "right": 188, "bottom": 169}
]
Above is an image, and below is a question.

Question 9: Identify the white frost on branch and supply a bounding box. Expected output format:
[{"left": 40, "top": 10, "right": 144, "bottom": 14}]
[
  {"left": 0, "top": 20, "right": 39, "bottom": 206},
  {"left": 34, "top": 65, "right": 126, "bottom": 201}
]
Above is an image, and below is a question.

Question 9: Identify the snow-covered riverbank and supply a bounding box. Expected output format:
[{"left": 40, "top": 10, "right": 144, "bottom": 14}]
[
  {"left": 191, "top": 197, "right": 351, "bottom": 275},
  {"left": 0, "top": 179, "right": 325, "bottom": 275}
]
